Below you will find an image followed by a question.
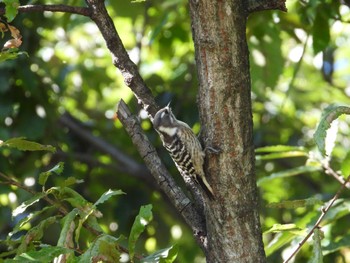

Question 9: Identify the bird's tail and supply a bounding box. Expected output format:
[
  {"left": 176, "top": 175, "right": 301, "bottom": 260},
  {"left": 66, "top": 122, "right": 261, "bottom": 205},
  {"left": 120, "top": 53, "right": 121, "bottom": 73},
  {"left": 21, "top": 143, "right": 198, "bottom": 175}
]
[{"left": 196, "top": 175, "right": 215, "bottom": 200}]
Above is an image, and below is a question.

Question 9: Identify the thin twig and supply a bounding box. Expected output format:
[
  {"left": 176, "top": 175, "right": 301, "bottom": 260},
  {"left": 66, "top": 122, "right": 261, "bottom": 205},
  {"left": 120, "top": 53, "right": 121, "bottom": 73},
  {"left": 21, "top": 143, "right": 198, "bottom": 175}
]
[
  {"left": 0, "top": 4, "right": 91, "bottom": 17},
  {"left": 0, "top": 171, "right": 69, "bottom": 216},
  {"left": 0, "top": 172, "right": 35, "bottom": 194},
  {"left": 0, "top": 171, "right": 138, "bottom": 253},
  {"left": 283, "top": 175, "right": 350, "bottom": 263},
  {"left": 323, "top": 160, "right": 350, "bottom": 189},
  {"left": 0, "top": 171, "right": 104, "bottom": 236}
]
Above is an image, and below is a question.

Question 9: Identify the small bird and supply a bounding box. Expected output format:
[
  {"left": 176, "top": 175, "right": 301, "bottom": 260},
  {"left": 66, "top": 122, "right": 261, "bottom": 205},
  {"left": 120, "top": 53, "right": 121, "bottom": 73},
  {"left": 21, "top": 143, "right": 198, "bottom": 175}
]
[{"left": 153, "top": 104, "right": 215, "bottom": 199}]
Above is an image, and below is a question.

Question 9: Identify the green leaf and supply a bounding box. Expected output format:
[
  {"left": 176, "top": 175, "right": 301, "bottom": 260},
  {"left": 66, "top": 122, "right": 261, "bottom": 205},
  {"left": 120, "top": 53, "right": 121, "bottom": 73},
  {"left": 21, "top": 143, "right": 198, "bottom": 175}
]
[
  {"left": 39, "top": 162, "right": 64, "bottom": 186},
  {"left": 17, "top": 216, "right": 57, "bottom": 255},
  {"left": 9, "top": 205, "right": 54, "bottom": 239},
  {"left": 6, "top": 246, "right": 72, "bottom": 263},
  {"left": 50, "top": 187, "right": 90, "bottom": 210},
  {"left": 308, "top": 228, "right": 323, "bottom": 263},
  {"left": 256, "top": 151, "right": 308, "bottom": 160},
  {"left": 62, "top": 176, "right": 84, "bottom": 187},
  {"left": 2, "top": 0, "right": 19, "bottom": 22},
  {"left": 257, "top": 166, "right": 322, "bottom": 186},
  {"left": 128, "top": 204, "right": 153, "bottom": 261},
  {"left": 0, "top": 137, "right": 55, "bottom": 152},
  {"left": 265, "top": 232, "right": 301, "bottom": 257},
  {"left": 0, "top": 49, "right": 27, "bottom": 62},
  {"left": 255, "top": 145, "right": 307, "bottom": 153},
  {"left": 255, "top": 145, "right": 308, "bottom": 160},
  {"left": 78, "top": 234, "right": 122, "bottom": 263},
  {"left": 57, "top": 209, "right": 79, "bottom": 247},
  {"left": 48, "top": 187, "right": 104, "bottom": 240},
  {"left": 267, "top": 197, "right": 323, "bottom": 209},
  {"left": 264, "top": 223, "right": 304, "bottom": 234},
  {"left": 12, "top": 192, "right": 46, "bottom": 217},
  {"left": 314, "top": 105, "right": 350, "bottom": 156},
  {"left": 141, "top": 245, "right": 178, "bottom": 263},
  {"left": 94, "top": 189, "right": 125, "bottom": 207}
]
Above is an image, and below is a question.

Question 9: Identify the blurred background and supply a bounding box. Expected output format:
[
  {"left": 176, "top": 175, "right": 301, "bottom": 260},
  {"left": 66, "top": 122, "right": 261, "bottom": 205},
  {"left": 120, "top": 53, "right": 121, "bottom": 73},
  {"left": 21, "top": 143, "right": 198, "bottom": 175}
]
[{"left": 1, "top": 0, "right": 350, "bottom": 262}]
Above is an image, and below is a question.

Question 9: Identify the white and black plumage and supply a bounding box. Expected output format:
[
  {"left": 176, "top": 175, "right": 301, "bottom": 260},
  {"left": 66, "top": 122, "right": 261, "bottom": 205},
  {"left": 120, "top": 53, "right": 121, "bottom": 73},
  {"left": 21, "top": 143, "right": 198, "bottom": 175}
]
[{"left": 153, "top": 105, "right": 215, "bottom": 199}]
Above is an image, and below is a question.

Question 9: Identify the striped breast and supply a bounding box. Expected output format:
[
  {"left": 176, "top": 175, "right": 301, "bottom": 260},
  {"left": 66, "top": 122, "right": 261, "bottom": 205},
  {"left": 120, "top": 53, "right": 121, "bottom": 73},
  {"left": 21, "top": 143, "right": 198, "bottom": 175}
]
[{"left": 164, "top": 134, "right": 196, "bottom": 178}]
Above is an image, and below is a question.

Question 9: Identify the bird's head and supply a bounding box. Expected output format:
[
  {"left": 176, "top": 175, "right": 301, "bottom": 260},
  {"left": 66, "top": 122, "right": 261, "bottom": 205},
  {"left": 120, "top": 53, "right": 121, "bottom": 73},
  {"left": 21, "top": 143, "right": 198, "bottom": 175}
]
[{"left": 153, "top": 104, "right": 178, "bottom": 137}]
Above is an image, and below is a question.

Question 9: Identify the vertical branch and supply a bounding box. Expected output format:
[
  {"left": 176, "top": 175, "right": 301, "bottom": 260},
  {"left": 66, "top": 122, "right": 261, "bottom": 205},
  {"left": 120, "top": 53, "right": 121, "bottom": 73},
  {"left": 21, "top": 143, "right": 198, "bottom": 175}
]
[{"left": 189, "top": 0, "right": 265, "bottom": 261}]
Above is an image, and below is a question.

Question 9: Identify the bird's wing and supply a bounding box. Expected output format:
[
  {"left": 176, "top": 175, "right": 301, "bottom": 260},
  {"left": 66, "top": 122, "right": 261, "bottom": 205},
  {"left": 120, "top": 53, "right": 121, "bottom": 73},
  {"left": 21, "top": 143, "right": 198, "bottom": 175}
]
[{"left": 179, "top": 126, "right": 205, "bottom": 176}]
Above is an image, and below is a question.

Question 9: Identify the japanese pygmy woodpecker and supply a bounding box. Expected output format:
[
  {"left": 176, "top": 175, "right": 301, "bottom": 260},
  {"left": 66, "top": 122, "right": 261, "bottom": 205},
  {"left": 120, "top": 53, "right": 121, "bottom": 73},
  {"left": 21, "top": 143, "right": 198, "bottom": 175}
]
[{"left": 153, "top": 104, "right": 215, "bottom": 199}]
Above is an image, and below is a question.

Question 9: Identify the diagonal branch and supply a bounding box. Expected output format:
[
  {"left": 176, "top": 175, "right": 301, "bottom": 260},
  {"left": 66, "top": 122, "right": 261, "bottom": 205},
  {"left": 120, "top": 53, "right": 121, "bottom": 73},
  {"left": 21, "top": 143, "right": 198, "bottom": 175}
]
[
  {"left": 116, "top": 99, "right": 208, "bottom": 250},
  {"left": 283, "top": 175, "right": 350, "bottom": 263},
  {"left": 59, "top": 112, "right": 152, "bottom": 182},
  {"left": 84, "top": 0, "right": 209, "bottom": 248},
  {"left": 323, "top": 160, "right": 350, "bottom": 189},
  {"left": 85, "top": 0, "right": 158, "bottom": 117}
]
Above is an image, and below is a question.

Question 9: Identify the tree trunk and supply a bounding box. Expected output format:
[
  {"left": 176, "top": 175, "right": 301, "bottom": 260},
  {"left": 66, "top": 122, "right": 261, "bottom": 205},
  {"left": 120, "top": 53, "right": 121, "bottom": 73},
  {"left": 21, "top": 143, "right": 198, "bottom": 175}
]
[{"left": 189, "top": 0, "right": 266, "bottom": 262}]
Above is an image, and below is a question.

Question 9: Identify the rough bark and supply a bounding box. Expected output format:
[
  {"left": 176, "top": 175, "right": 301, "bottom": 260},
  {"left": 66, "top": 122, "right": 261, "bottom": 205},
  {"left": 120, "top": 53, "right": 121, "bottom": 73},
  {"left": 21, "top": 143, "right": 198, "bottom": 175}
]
[
  {"left": 189, "top": 0, "right": 266, "bottom": 262},
  {"left": 85, "top": 0, "right": 159, "bottom": 117},
  {"left": 247, "top": 0, "right": 287, "bottom": 13},
  {"left": 7, "top": 0, "right": 287, "bottom": 260}
]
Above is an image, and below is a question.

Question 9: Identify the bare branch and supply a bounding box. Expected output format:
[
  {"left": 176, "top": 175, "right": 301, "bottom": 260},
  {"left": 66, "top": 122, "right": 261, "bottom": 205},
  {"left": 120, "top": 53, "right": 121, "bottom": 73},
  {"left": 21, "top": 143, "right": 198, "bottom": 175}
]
[
  {"left": 247, "top": 0, "right": 287, "bottom": 14},
  {"left": 54, "top": 150, "right": 157, "bottom": 187},
  {"left": 0, "top": 4, "right": 91, "bottom": 17},
  {"left": 283, "top": 175, "right": 350, "bottom": 263},
  {"left": 59, "top": 112, "right": 151, "bottom": 181},
  {"left": 116, "top": 99, "right": 208, "bottom": 250},
  {"left": 85, "top": 0, "right": 158, "bottom": 117},
  {"left": 323, "top": 160, "right": 350, "bottom": 189}
]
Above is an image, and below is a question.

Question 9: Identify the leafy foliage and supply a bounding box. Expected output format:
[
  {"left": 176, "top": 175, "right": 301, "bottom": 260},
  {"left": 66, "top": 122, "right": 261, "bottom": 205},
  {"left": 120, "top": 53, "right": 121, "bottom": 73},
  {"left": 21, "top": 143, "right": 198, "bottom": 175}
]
[
  {"left": 313, "top": 105, "right": 350, "bottom": 155},
  {"left": 1, "top": 137, "right": 56, "bottom": 152},
  {"left": 129, "top": 204, "right": 153, "bottom": 261},
  {"left": 7, "top": 246, "right": 73, "bottom": 263},
  {"left": 1, "top": 0, "right": 350, "bottom": 262},
  {"left": 141, "top": 245, "right": 178, "bottom": 263},
  {"left": 1, "top": 0, "right": 19, "bottom": 22},
  {"left": 0, "top": 141, "right": 177, "bottom": 262}
]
